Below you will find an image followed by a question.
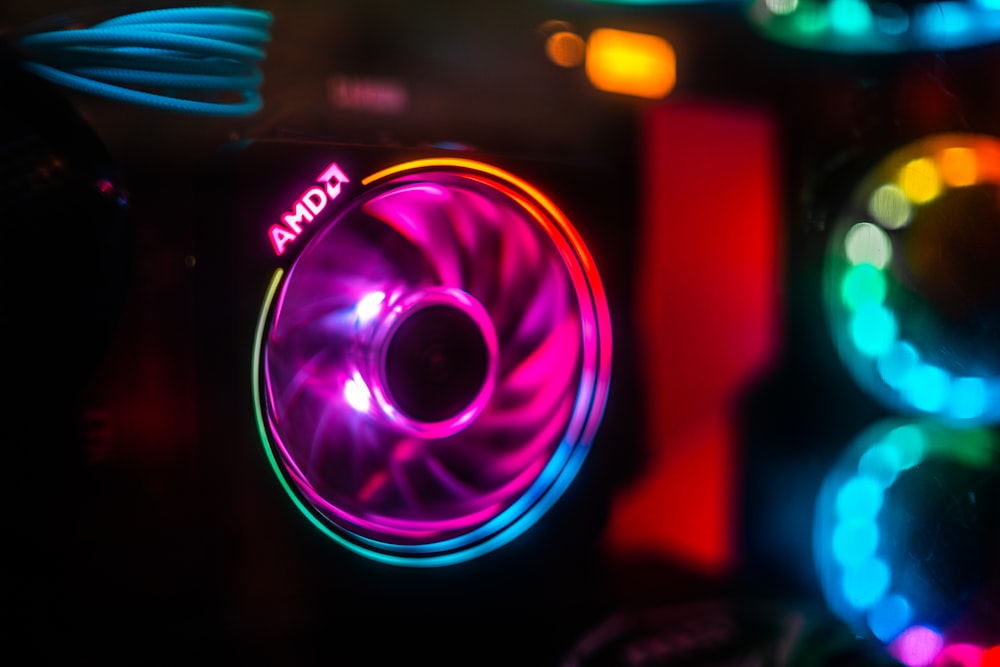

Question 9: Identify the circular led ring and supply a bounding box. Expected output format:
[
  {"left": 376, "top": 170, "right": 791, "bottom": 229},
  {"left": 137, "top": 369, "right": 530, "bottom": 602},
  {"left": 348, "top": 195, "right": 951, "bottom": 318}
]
[
  {"left": 813, "top": 418, "right": 999, "bottom": 665},
  {"left": 823, "top": 133, "right": 1000, "bottom": 425},
  {"left": 254, "top": 157, "right": 613, "bottom": 567}
]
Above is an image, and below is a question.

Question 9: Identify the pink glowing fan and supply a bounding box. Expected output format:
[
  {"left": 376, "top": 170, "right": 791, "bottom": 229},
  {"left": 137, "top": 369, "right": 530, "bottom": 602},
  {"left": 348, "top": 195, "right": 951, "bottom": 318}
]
[{"left": 253, "top": 157, "right": 612, "bottom": 566}]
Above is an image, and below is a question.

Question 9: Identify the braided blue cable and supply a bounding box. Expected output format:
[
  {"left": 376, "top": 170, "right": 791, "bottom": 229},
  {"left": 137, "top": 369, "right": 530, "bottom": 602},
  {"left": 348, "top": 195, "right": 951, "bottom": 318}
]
[
  {"left": 35, "top": 47, "right": 258, "bottom": 74},
  {"left": 96, "top": 7, "right": 273, "bottom": 29},
  {"left": 15, "top": 6, "right": 273, "bottom": 117}
]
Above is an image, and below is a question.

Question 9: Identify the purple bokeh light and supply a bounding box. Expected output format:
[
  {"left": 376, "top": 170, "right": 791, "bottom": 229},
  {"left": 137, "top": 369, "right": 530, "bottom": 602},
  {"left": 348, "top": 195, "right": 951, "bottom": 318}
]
[{"left": 891, "top": 626, "right": 945, "bottom": 667}]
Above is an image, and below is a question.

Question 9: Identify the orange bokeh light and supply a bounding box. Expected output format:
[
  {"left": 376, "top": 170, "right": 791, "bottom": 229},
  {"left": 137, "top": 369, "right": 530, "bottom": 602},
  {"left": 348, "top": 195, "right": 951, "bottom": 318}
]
[{"left": 585, "top": 28, "right": 676, "bottom": 99}]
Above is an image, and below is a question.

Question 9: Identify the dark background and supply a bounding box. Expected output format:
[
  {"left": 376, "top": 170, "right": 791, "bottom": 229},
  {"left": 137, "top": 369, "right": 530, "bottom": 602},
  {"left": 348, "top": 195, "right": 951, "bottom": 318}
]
[{"left": 3, "top": 1, "right": 998, "bottom": 664}]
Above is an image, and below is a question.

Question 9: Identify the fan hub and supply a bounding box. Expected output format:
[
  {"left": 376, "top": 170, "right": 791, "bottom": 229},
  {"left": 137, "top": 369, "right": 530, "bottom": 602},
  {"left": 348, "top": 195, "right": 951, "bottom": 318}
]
[
  {"left": 372, "top": 287, "right": 498, "bottom": 438},
  {"left": 384, "top": 303, "right": 491, "bottom": 425}
]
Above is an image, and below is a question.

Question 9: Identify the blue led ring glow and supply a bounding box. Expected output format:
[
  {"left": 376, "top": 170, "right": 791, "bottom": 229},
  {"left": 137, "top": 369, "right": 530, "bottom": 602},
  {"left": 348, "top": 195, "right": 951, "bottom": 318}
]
[{"left": 814, "top": 419, "right": 998, "bottom": 662}]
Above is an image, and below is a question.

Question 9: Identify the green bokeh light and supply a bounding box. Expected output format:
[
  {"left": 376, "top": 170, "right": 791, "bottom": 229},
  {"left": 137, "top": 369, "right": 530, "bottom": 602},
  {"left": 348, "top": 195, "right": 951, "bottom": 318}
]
[{"left": 842, "top": 263, "right": 888, "bottom": 311}]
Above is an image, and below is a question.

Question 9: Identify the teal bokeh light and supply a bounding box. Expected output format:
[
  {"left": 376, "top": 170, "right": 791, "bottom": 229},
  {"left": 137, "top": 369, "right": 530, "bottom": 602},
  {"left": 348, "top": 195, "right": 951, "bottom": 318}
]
[
  {"left": 876, "top": 341, "right": 920, "bottom": 390},
  {"left": 835, "top": 475, "right": 885, "bottom": 520},
  {"left": 867, "top": 594, "right": 913, "bottom": 642},
  {"left": 829, "top": 0, "right": 874, "bottom": 33},
  {"left": 843, "top": 557, "right": 892, "bottom": 609},
  {"left": 901, "top": 364, "right": 951, "bottom": 413},
  {"left": 946, "top": 377, "right": 988, "bottom": 420},
  {"left": 916, "top": 1, "right": 974, "bottom": 40},
  {"left": 858, "top": 443, "right": 902, "bottom": 488},
  {"left": 849, "top": 305, "right": 898, "bottom": 357},
  {"left": 874, "top": 3, "right": 911, "bottom": 34},
  {"left": 833, "top": 519, "right": 880, "bottom": 566},
  {"left": 882, "top": 424, "right": 926, "bottom": 469}
]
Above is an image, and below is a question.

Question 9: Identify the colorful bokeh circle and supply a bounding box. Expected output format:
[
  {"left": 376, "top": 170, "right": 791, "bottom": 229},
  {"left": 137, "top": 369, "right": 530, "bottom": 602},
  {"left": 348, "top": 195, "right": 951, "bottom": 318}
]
[
  {"left": 823, "top": 133, "right": 1000, "bottom": 425},
  {"left": 814, "top": 418, "right": 999, "bottom": 666}
]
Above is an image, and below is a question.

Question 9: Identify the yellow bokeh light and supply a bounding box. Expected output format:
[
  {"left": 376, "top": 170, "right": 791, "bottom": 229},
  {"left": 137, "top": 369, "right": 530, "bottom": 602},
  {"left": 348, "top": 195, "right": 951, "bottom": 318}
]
[
  {"left": 937, "top": 147, "right": 978, "bottom": 187},
  {"left": 898, "top": 157, "right": 942, "bottom": 204},
  {"left": 868, "top": 183, "right": 913, "bottom": 230},
  {"left": 546, "top": 31, "right": 586, "bottom": 68},
  {"left": 585, "top": 28, "right": 676, "bottom": 100}
]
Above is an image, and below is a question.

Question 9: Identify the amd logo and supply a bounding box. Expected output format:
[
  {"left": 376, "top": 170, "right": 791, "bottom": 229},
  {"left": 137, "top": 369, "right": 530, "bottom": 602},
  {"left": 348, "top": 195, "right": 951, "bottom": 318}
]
[{"left": 269, "top": 162, "right": 350, "bottom": 256}]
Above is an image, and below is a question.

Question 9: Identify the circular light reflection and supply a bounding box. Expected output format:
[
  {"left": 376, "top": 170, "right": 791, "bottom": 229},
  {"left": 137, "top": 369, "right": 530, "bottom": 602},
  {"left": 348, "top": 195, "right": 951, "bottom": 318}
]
[
  {"left": 830, "top": 0, "right": 875, "bottom": 33},
  {"left": 842, "top": 263, "right": 888, "bottom": 310},
  {"left": 898, "top": 158, "right": 942, "bottom": 204},
  {"left": 814, "top": 419, "right": 999, "bottom": 665},
  {"left": 876, "top": 341, "right": 919, "bottom": 390},
  {"left": 901, "top": 364, "right": 950, "bottom": 412},
  {"left": 890, "top": 626, "right": 945, "bottom": 667},
  {"left": 858, "top": 442, "right": 902, "bottom": 488},
  {"left": 868, "top": 594, "right": 913, "bottom": 642},
  {"left": 875, "top": 3, "right": 911, "bottom": 34},
  {"left": 882, "top": 423, "right": 926, "bottom": 469},
  {"left": 849, "top": 304, "right": 898, "bottom": 357},
  {"left": 845, "top": 221, "right": 894, "bottom": 268},
  {"left": 833, "top": 519, "right": 880, "bottom": 565},
  {"left": 843, "top": 557, "right": 892, "bottom": 609},
  {"left": 869, "top": 183, "right": 913, "bottom": 229},
  {"left": 824, "top": 134, "right": 1000, "bottom": 425},
  {"left": 546, "top": 31, "right": 586, "bottom": 67},
  {"left": 835, "top": 475, "right": 885, "bottom": 519},
  {"left": 938, "top": 147, "right": 978, "bottom": 187}
]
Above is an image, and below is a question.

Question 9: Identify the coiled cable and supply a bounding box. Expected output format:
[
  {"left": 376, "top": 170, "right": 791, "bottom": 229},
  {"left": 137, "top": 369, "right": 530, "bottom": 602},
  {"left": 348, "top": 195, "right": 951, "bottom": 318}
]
[{"left": 13, "top": 6, "right": 273, "bottom": 116}]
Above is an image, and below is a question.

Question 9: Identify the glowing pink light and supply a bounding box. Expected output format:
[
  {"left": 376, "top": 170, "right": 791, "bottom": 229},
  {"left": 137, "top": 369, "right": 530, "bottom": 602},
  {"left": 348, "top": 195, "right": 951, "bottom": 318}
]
[
  {"left": 317, "top": 162, "right": 350, "bottom": 188},
  {"left": 891, "top": 626, "right": 945, "bottom": 667},
  {"left": 933, "top": 643, "right": 985, "bottom": 667},
  {"left": 269, "top": 161, "right": 351, "bottom": 255}
]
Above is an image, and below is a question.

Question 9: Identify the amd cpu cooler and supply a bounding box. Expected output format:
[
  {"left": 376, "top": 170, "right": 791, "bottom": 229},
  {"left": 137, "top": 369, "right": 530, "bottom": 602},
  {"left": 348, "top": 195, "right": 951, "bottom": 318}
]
[{"left": 203, "top": 140, "right": 617, "bottom": 567}]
